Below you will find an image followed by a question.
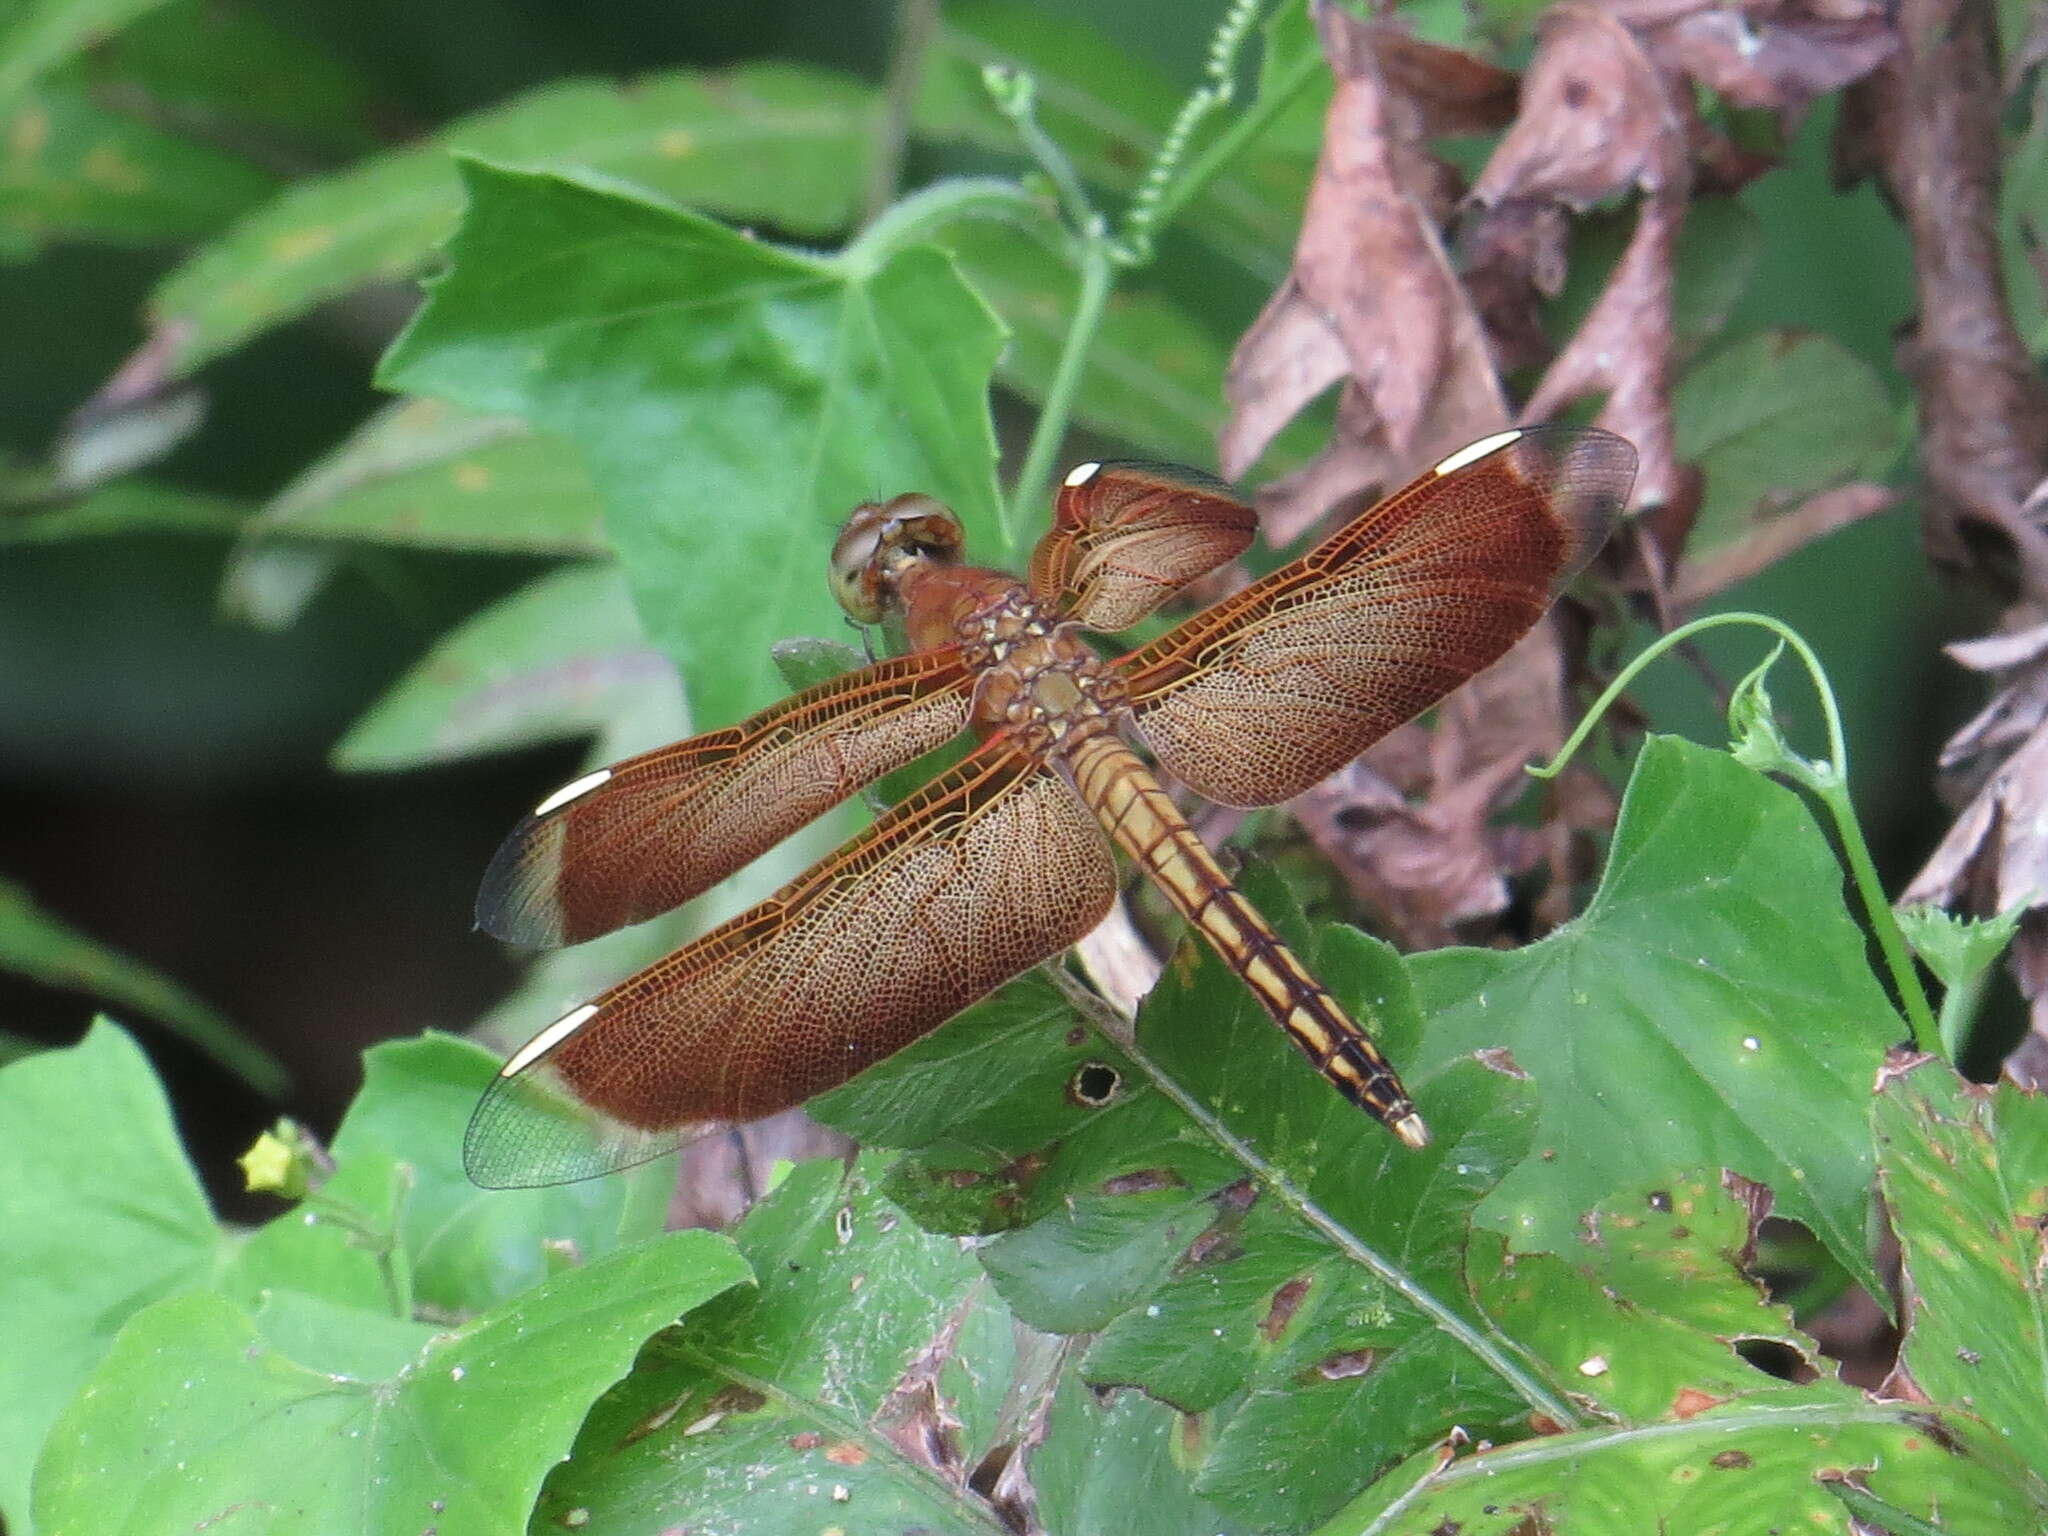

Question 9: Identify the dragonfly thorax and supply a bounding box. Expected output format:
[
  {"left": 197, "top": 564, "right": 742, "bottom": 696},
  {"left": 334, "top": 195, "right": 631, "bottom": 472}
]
[{"left": 954, "top": 588, "right": 1128, "bottom": 751}]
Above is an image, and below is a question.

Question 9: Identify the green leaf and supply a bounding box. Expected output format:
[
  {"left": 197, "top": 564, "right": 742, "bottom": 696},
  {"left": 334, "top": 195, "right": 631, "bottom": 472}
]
[
  {"left": 536, "top": 1156, "right": 1022, "bottom": 1533},
  {"left": 0, "top": 480, "right": 243, "bottom": 544},
  {"left": 1874, "top": 1059, "right": 2048, "bottom": 1504},
  {"left": 317, "top": 1033, "right": 677, "bottom": 1316},
  {"left": 1412, "top": 737, "right": 1900, "bottom": 1302},
  {"left": 1031, "top": 1377, "right": 1252, "bottom": 1536},
  {"left": 1320, "top": 1396, "right": 2027, "bottom": 1535},
  {"left": 0, "top": 1022, "right": 221, "bottom": 1532},
  {"left": 32, "top": 1230, "right": 751, "bottom": 1535},
  {"left": 334, "top": 563, "right": 685, "bottom": 773},
  {"left": 152, "top": 62, "right": 882, "bottom": 374},
  {"left": 0, "top": 0, "right": 177, "bottom": 102},
  {"left": 245, "top": 397, "right": 605, "bottom": 557},
  {"left": 818, "top": 883, "right": 1569, "bottom": 1529},
  {"left": 1468, "top": 1172, "right": 1817, "bottom": 1425},
  {"left": 0, "top": 85, "right": 276, "bottom": 252},
  {"left": 1674, "top": 330, "right": 1900, "bottom": 559},
  {"left": 1725, "top": 637, "right": 1813, "bottom": 778},
  {"left": 0, "top": 877, "right": 285, "bottom": 1093},
  {"left": 382, "top": 160, "right": 1007, "bottom": 730}
]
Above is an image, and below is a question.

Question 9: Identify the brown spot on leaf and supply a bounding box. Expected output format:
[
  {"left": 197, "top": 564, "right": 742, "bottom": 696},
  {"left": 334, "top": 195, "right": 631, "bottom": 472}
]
[
  {"left": 871, "top": 1297, "right": 974, "bottom": 1479},
  {"left": 824, "top": 1442, "right": 867, "bottom": 1466},
  {"left": 1260, "top": 1276, "right": 1313, "bottom": 1342},
  {"left": 1711, "top": 1449, "right": 1754, "bottom": 1470},
  {"left": 1476, "top": 1047, "right": 1531, "bottom": 1079},
  {"left": 789, "top": 1432, "right": 825, "bottom": 1451},
  {"left": 1314, "top": 1348, "right": 1377, "bottom": 1380},
  {"left": 1671, "top": 1387, "right": 1725, "bottom": 1418},
  {"left": 1099, "top": 1168, "right": 1182, "bottom": 1196}
]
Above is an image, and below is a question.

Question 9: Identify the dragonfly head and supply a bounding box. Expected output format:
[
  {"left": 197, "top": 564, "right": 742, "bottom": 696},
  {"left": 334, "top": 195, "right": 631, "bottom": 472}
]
[{"left": 830, "top": 494, "right": 965, "bottom": 624}]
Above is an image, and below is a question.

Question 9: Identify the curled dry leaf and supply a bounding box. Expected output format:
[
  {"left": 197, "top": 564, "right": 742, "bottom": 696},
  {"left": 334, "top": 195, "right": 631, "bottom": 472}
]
[
  {"left": 1223, "top": 1, "right": 1509, "bottom": 543},
  {"left": 1602, "top": 0, "right": 1898, "bottom": 123},
  {"left": 1470, "top": 4, "right": 1692, "bottom": 512}
]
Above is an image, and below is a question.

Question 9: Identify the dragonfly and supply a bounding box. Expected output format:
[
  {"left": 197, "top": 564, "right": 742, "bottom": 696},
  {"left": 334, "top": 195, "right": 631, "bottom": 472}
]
[{"left": 465, "top": 425, "right": 1637, "bottom": 1188}]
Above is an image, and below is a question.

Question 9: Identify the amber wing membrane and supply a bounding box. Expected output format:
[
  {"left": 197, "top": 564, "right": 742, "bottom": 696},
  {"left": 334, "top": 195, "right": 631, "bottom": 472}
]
[
  {"left": 1120, "top": 426, "right": 1636, "bottom": 807},
  {"left": 476, "top": 648, "right": 974, "bottom": 947},
  {"left": 1027, "top": 460, "right": 1258, "bottom": 632},
  {"left": 464, "top": 736, "right": 1118, "bottom": 1187}
]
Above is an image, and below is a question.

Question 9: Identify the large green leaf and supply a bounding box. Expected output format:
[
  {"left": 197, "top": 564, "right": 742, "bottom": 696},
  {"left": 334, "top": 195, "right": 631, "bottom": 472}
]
[
  {"left": 1673, "top": 329, "right": 1900, "bottom": 559},
  {"left": 0, "top": 878, "right": 283, "bottom": 1092},
  {"left": 32, "top": 1231, "right": 751, "bottom": 1536},
  {"left": 335, "top": 563, "right": 684, "bottom": 773},
  {"left": 152, "top": 63, "right": 881, "bottom": 374},
  {"left": 247, "top": 398, "right": 604, "bottom": 557},
  {"left": 1411, "top": 737, "right": 1900, "bottom": 1301},
  {"left": 382, "top": 160, "right": 1007, "bottom": 730},
  {"left": 536, "top": 1156, "right": 1024, "bottom": 1534},
  {"left": 0, "top": 1023, "right": 221, "bottom": 1533},
  {"left": 0, "top": 84, "right": 275, "bottom": 252},
  {"left": 1874, "top": 1059, "right": 2048, "bottom": 1509}
]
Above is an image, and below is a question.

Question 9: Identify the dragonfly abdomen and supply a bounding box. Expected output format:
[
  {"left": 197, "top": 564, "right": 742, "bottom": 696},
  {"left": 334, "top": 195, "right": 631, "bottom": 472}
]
[{"left": 1062, "top": 733, "right": 1429, "bottom": 1148}]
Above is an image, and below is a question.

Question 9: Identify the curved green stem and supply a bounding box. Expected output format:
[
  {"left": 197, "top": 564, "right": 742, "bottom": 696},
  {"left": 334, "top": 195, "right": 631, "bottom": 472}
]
[
  {"left": 846, "top": 176, "right": 1049, "bottom": 271},
  {"left": 1531, "top": 611, "right": 1939, "bottom": 1055}
]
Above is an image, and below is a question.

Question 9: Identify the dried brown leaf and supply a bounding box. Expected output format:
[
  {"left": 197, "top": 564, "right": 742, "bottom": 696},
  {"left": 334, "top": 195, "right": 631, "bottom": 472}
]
[
  {"left": 1471, "top": 4, "right": 1687, "bottom": 209},
  {"left": 1524, "top": 189, "right": 1686, "bottom": 509},
  {"left": 1645, "top": 11, "right": 1896, "bottom": 119},
  {"left": 1224, "top": 1, "right": 1507, "bottom": 538}
]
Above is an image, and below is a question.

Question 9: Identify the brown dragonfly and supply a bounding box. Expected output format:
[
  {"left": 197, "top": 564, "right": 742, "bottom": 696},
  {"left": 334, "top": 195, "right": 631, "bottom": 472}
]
[{"left": 466, "top": 426, "right": 1636, "bottom": 1188}]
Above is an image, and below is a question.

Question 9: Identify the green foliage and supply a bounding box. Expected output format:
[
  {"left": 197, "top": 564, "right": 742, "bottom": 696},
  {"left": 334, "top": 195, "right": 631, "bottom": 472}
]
[
  {"left": 381, "top": 161, "right": 1008, "bottom": 730},
  {"left": 151, "top": 63, "right": 883, "bottom": 374},
  {"left": 1416, "top": 738, "right": 1900, "bottom": 1300},
  {"left": 7, "top": 0, "right": 2046, "bottom": 1529}
]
